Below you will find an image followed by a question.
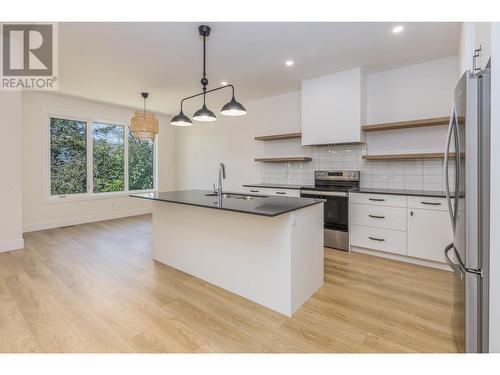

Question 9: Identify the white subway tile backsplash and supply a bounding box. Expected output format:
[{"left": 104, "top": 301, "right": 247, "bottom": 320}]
[{"left": 259, "top": 144, "right": 447, "bottom": 192}]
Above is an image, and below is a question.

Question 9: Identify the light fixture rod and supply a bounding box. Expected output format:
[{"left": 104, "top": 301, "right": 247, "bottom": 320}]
[
  {"left": 180, "top": 84, "right": 235, "bottom": 111},
  {"left": 203, "top": 35, "right": 206, "bottom": 89}
]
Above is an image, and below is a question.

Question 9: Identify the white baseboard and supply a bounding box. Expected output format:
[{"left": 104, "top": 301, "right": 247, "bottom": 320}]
[
  {"left": 0, "top": 238, "right": 24, "bottom": 253},
  {"left": 23, "top": 208, "right": 152, "bottom": 233},
  {"left": 350, "top": 246, "right": 452, "bottom": 271}
]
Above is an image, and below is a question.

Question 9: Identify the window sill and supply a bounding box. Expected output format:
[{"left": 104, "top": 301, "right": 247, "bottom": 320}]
[{"left": 46, "top": 190, "right": 155, "bottom": 204}]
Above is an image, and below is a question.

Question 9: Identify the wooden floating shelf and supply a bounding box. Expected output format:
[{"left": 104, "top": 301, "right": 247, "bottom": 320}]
[
  {"left": 362, "top": 152, "right": 458, "bottom": 160},
  {"left": 362, "top": 117, "right": 450, "bottom": 132},
  {"left": 254, "top": 157, "right": 312, "bottom": 162},
  {"left": 254, "top": 132, "right": 302, "bottom": 141}
]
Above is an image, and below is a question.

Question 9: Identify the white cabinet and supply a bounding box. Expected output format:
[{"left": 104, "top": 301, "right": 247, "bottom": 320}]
[
  {"left": 407, "top": 207, "right": 453, "bottom": 263},
  {"left": 242, "top": 186, "right": 300, "bottom": 197},
  {"left": 407, "top": 196, "right": 448, "bottom": 211},
  {"left": 301, "top": 67, "right": 366, "bottom": 145},
  {"left": 350, "top": 193, "right": 453, "bottom": 268},
  {"left": 350, "top": 192, "right": 405, "bottom": 207},
  {"left": 350, "top": 204, "right": 406, "bottom": 231},
  {"left": 350, "top": 225, "right": 406, "bottom": 255}
]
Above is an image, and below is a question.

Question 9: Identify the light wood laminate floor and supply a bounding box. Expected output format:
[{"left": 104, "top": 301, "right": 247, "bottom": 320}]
[{"left": 0, "top": 214, "right": 458, "bottom": 353}]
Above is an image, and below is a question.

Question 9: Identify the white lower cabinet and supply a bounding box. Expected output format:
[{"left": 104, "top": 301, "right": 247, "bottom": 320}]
[
  {"left": 242, "top": 186, "right": 301, "bottom": 197},
  {"left": 350, "top": 225, "right": 406, "bottom": 255},
  {"left": 350, "top": 204, "right": 406, "bottom": 231},
  {"left": 350, "top": 193, "right": 453, "bottom": 268},
  {"left": 407, "top": 207, "right": 453, "bottom": 263}
]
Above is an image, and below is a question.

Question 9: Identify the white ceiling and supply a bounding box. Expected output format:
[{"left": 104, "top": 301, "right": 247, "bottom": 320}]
[{"left": 58, "top": 22, "right": 460, "bottom": 116}]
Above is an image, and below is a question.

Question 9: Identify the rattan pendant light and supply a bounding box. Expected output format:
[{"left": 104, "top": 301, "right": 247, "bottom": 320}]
[{"left": 130, "top": 92, "right": 159, "bottom": 140}]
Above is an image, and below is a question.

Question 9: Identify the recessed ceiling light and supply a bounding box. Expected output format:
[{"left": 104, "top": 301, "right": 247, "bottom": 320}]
[
  {"left": 285, "top": 60, "right": 294, "bottom": 67},
  {"left": 220, "top": 81, "right": 228, "bottom": 86},
  {"left": 392, "top": 25, "right": 404, "bottom": 34}
]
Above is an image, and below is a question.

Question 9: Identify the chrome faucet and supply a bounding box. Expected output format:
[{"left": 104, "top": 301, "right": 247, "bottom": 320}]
[{"left": 217, "top": 162, "right": 226, "bottom": 203}]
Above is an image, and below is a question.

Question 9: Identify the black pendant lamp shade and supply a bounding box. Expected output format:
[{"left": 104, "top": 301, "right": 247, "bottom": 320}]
[
  {"left": 193, "top": 103, "right": 217, "bottom": 122},
  {"left": 221, "top": 96, "right": 247, "bottom": 116},
  {"left": 170, "top": 25, "right": 246, "bottom": 126},
  {"left": 170, "top": 110, "right": 192, "bottom": 126}
]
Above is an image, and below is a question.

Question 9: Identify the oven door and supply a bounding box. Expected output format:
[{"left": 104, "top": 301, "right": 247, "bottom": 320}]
[{"left": 300, "top": 190, "right": 349, "bottom": 231}]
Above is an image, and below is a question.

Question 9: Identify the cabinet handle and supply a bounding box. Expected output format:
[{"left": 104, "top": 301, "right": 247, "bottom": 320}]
[
  {"left": 276, "top": 192, "right": 287, "bottom": 195},
  {"left": 420, "top": 201, "right": 441, "bottom": 206},
  {"left": 250, "top": 190, "right": 259, "bottom": 193},
  {"left": 369, "top": 198, "right": 385, "bottom": 202},
  {"left": 369, "top": 214, "right": 385, "bottom": 219},
  {"left": 369, "top": 236, "right": 385, "bottom": 242}
]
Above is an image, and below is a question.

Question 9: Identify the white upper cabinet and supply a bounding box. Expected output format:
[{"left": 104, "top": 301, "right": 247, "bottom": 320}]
[{"left": 301, "top": 67, "right": 366, "bottom": 145}]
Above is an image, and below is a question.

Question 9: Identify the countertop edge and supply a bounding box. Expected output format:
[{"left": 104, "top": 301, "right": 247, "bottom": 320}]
[
  {"left": 242, "top": 184, "right": 306, "bottom": 190},
  {"left": 350, "top": 189, "right": 448, "bottom": 198},
  {"left": 130, "top": 194, "right": 325, "bottom": 217}
]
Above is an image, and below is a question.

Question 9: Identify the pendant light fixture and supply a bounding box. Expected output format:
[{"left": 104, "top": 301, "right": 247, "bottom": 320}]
[
  {"left": 130, "top": 92, "right": 159, "bottom": 140},
  {"left": 170, "top": 25, "right": 247, "bottom": 126}
]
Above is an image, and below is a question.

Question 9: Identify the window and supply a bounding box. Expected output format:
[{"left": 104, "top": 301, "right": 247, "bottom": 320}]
[
  {"left": 50, "top": 117, "right": 87, "bottom": 195},
  {"left": 128, "top": 131, "right": 154, "bottom": 191},
  {"left": 92, "top": 122, "right": 125, "bottom": 193},
  {"left": 48, "top": 116, "right": 155, "bottom": 199}
]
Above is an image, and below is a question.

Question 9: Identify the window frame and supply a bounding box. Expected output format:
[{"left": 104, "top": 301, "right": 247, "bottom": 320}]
[{"left": 46, "top": 112, "right": 157, "bottom": 203}]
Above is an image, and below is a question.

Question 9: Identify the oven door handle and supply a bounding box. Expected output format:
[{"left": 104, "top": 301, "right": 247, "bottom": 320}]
[{"left": 301, "top": 190, "right": 348, "bottom": 197}]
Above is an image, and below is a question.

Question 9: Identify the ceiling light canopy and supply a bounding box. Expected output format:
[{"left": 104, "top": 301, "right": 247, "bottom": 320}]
[
  {"left": 392, "top": 25, "right": 404, "bottom": 33},
  {"left": 170, "top": 25, "right": 247, "bottom": 126},
  {"left": 130, "top": 92, "right": 159, "bottom": 140}
]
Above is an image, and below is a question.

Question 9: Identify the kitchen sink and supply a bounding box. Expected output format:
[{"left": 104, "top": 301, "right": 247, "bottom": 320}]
[{"left": 205, "top": 193, "right": 267, "bottom": 200}]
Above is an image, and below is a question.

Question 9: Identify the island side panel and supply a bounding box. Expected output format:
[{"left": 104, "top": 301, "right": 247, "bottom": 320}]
[
  {"left": 152, "top": 202, "right": 293, "bottom": 315},
  {"left": 290, "top": 203, "right": 324, "bottom": 314}
]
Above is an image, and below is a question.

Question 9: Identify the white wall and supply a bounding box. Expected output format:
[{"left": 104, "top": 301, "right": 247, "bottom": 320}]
[
  {"left": 22, "top": 92, "right": 176, "bottom": 232},
  {"left": 459, "top": 23, "right": 475, "bottom": 75},
  {"left": 0, "top": 91, "right": 24, "bottom": 252},
  {"left": 175, "top": 57, "right": 458, "bottom": 192},
  {"left": 459, "top": 22, "right": 492, "bottom": 76},
  {"left": 489, "top": 22, "right": 500, "bottom": 353},
  {"left": 367, "top": 56, "right": 458, "bottom": 124},
  {"left": 366, "top": 56, "right": 458, "bottom": 156},
  {"left": 175, "top": 90, "right": 302, "bottom": 191}
]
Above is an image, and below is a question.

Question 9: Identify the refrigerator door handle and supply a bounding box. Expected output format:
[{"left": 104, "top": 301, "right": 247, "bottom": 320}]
[
  {"left": 453, "top": 109, "right": 461, "bottom": 225},
  {"left": 444, "top": 107, "right": 456, "bottom": 229},
  {"left": 444, "top": 242, "right": 464, "bottom": 278}
]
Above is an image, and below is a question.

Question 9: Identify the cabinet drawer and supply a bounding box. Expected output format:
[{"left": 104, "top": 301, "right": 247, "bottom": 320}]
[
  {"left": 350, "top": 225, "right": 406, "bottom": 255},
  {"left": 350, "top": 204, "right": 406, "bottom": 231},
  {"left": 242, "top": 186, "right": 300, "bottom": 197},
  {"left": 407, "top": 196, "right": 448, "bottom": 211},
  {"left": 270, "top": 188, "right": 300, "bottom": 197},
  {"left": 350, "top": 193, "right": 405, "bottom": 207}
]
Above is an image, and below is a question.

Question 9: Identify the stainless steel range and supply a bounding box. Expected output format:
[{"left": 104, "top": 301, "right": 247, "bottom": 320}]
[{"left": 300, "top": 170, "right": 360, "bottom": 251}]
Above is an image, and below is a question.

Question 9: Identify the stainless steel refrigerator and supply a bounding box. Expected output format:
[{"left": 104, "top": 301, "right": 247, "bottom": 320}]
[{"left": 444, "top": 66, "right": 490, "bottom": 353}]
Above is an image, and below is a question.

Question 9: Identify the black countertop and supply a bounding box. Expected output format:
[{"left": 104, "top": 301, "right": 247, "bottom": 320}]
[
  {"left": 243, "top": 183, "right": 448, "bottom": 198},
  {"left": 131, "top": 190, "right": 324, "bottom": 217},
  {"left": 351, "top": 187, "right": 448, "bottom": 198},
  {"left": 243, "top": 183, "right": 315, "bottom": 190}
]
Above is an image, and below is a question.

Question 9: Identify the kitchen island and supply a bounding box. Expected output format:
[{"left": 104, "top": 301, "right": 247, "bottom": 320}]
[{"left": 131, "top": 190, "right": 324, "bottom": 316}]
